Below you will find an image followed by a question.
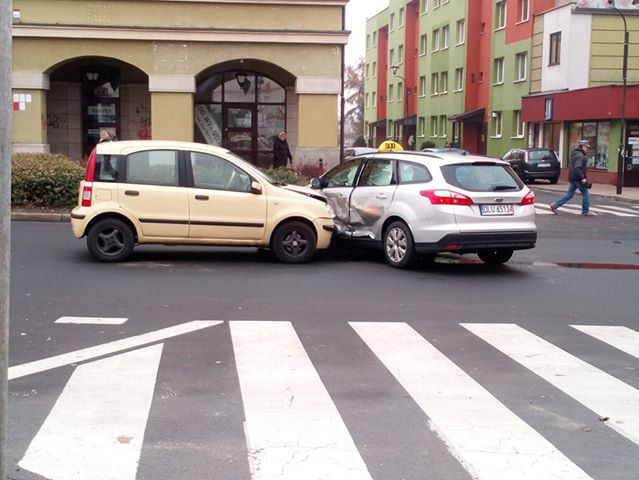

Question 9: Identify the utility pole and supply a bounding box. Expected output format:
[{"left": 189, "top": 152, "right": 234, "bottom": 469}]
[{"left": 1, "top": 1, "right": 12, "bottom": 478}]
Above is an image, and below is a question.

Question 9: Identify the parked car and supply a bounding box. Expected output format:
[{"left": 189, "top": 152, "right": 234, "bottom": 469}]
[
  {"left": 501, "top": 148, "right": 560, "bottom": 184},
  {"left": 71, "top": 141, "right": 335, "bottom": 263},
  {"left": 344, "top": 147, "right": 377, "bottom": 159},
  {"left": 422, "top": 147, "right": 468, "bottom": 155},
  {"left": 310, "top": 151, "right": 536, "bottom": 268}
]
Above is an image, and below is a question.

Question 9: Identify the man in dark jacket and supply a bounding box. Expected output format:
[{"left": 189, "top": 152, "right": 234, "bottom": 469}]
[
  {"left": 550, "top": 140, "right": 595, "bottom": 216},
  {"left": 273, "top": 131, "right": 292, "bottom": 169}
]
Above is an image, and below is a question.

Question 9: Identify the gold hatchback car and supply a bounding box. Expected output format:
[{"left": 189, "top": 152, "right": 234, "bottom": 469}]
[{"left": 71, "top": 141, "right": 335, "bottom": 263}]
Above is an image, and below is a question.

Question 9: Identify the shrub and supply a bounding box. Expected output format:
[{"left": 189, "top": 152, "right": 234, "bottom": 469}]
[
  {"left": 11, "top": 152, "right": 85, "bottom": 209},
  {"left": 261, "top": 164, "right": 324, "bottom": 186},
  {"left": 421, "top": 141, "right": 436, "bottom": 150}
]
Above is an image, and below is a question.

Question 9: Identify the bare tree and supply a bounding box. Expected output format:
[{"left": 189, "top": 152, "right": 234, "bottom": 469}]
[{"left": 344, "top": 58, "right": 365, "bottom": 146}]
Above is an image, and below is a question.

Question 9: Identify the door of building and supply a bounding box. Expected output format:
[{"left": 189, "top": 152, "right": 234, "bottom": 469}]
[
  {"left": 625, "top": 122, "right": 639, "bottom": 187},
  {"left": 223, "top": 104, "right": 256, "bottom": 163},
  {"left": 81, "top": 67, "right": 120, "bottom": 159}
]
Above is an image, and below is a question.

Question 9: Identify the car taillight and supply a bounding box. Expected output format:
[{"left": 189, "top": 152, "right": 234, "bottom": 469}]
[
  {"left": 520, "top": 190, "right": 535, "bottom": 205},
  {"left": 81, "top": 149, "right": 97, "bottom": 207},
  {"left": 420, "top": 189, "right": 473, "bottom": 206}
]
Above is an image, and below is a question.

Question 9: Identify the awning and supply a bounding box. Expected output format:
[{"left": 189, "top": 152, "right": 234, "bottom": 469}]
[
  {"left": 394, "top": 115, "right": 417, "bottom": 126},
  {"left": 368, "top": 118, "right": 387, "bottom": 128},
  {"left": 448, "top": 107, "right": 485, "bottom": 122}
]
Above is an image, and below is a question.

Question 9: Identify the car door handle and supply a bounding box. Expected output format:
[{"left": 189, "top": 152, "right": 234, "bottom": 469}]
[
  {"left": 195, "top": 195, "right": 209, "bottom": 201},
  {"left": 124, "top": 190, "right": 139, "bottom": 196},
  {"left": 376, "top": 193, "right": 388, "bottom": 199}
]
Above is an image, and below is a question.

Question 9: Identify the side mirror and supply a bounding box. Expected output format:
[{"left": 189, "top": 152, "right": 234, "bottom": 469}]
[
  {"left": 250, "top": 181, "right": 263, "bottom": 195},
  {"left": 310, "top": 177, "right": 324, "bottom": 189}
]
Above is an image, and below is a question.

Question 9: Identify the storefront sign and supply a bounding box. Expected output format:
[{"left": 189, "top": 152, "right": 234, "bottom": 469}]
[{"left": 194, "top": 105, "right": 222, "bottom": 146}]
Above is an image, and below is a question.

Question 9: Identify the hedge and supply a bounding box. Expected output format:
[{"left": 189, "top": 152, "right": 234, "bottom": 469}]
[{"left": 11, "top": 153, "right": 85, "bottom": 209}]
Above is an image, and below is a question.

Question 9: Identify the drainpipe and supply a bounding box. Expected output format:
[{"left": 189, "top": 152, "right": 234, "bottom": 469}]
[
  {"left": 0, "top": 1, "right": 12, "bottom": 478},
  {"left": 340, "top": 5, "right": 346, "bottom": 162}
]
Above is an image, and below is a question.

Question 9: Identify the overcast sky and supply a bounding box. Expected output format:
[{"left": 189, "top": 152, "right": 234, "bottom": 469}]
[{"left": 345, "top": 0, "right": 388, "bottom": 66}]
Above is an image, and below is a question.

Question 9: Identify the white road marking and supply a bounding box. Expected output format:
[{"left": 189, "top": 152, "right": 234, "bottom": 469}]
[
  {"left": 572, "top": 325, "right": 639, "bottom": 359},
  {"left": 350, "top": 322, "right": 592, "bottom": 480},
  {"left": 55, "top": 316, "right": 128, "bottom": 325},
  {"left": 230, "top": 321, "right": 372, "bottom": 480},
  {"left": 19, "top": 344, "right": 163, "bottom": 480},
  {"left": 462, "top": 323, "right": 639, "bottom": 446},
  {"left": 537, "top": 203, "right": 583, "bottom": 215},
  {"left": 591, "top": 204, "right": 639, "bottom": 214},
  {"left": 9, "top": 320, "right": 222, "bottom": 380},
  {"left": 587, "top": 206, "right": 636, "bottom": 217},
  {"left": 534, "top": 207, "right": 554, "bottom": 215}
]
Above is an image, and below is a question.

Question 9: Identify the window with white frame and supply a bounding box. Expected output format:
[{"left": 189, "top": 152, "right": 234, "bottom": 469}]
[
  {"left": 433, "top": 0, "right": 441, "bottom": 8},
  {"left": 494, "top": 57, "right": 505, "bottom": 84},
  {"left": 366, "top": 63, "right": 370, "bottom": 79},
  {"left": 366, "top": 34, "right": 370, "bottom": 50},
  {"left": 419, "top": 117, "right": 426, "bottom": 136},
  {"left": 420, "top": 34, "right": 428, "bottom": 55},
  {"left": 454, "top": 67, "right": 464, "bottom": 91},
  {"left": 515, "top": 52, "right": 527, "bottom": 82},
  {"left": 432, "top": 29, "right": 440, "bottom": 52},
  {"left": 388, "top": 84, "right": 394, "bottom": 102},
  {"left": 399, "top": 7, "right": 404, "bottom": 27},
  {"left": 365, "top": 93, "right": 370, "bottom": 108},
  {"left": 440, "top": 71, "right": 448, "bottom": 94},
  {"left": 373, "top": 61, "right": 377, "bottom": 77},
  {"left": 389, "top": 49, "right": 395, "bottom": 66},
  {"left": 419, "top": 76, "right": 427, "bottom": 96},
  {"left": 398, "top": 45, "right": 404, "bottom": 64},
  {"left": 518, "top": 0, "right": 529, "bottom": 23},
  {"left": 496, "top": 1, "right": 506, "bottom": 30},
  {"left": 420, "top": 0, "right": 428, "bottom": 14},
  {"left": 440, "top": 115, "right": 447, "bottom": 137},
  {"left": 372, "top": 91, "right": 376, "bottom": 106},
  {"left": 442, "top": 0, "right": 450, "bottom": 4},
  {"left": 373, "top": 31, "right": 377, "bottom": 46},
  {"left": 456, "top": 19, "right": 465, "bottom": 45},
  {"left": 398, "top": 81, "right": 404, "bottom": 101},
  {"left": 549, "top": 32, "right": 561, "bottom": 66},
  {"left": 390, "top": 13, "right": 395, "bottom": 31},
  {"left": 431, "top": 116, "right": 438, "bottom": 137},
  {"left": 431, "top": 73, "right": 439, "bottom": 95},
  {"left": 442, "top": 25, "right": 450, "bottom": 49},
  {"left": 492, "top": 111, "right": 503, "bottom": 137},
  {"left": 514, "top": 110, "right": 525, "bottom": 137}
]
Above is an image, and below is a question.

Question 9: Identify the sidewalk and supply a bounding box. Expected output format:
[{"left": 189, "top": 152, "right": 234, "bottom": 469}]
[{"left": 530, "top": 182, "right": 639, "bottom": 204}]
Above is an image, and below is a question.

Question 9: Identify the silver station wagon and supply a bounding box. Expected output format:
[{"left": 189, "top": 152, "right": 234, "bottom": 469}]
[{"left": 311, "top": 150, "right": 537, "bottom": 268}]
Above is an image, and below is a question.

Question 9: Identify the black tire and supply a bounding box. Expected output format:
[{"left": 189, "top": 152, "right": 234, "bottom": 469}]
[
  {"left": 87, "top": 218, "right": 135, "bottom": 262},
  {"left": 549, "top": 176, "right": 559, "bottom": 184},
  {"left": 271, "top": 221, "right": 317, "bottom": 263},
  {"left": 478, "top": 249, "right": 513, "bottom": 265},
  {"left": 383, "top": 221, "right": 417, "bottom": 269}
]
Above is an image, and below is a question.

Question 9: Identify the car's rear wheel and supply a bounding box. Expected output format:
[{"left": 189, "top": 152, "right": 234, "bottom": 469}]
[
  {"left": 87, "top": 218, "right": 135, "bottom": 262},
  {"left": 549, "top": 176, "right": 559, "bottom": 184},
  {"left": 478, "top": 249, "right": 513, "bottom": 265},
  {"left": 384, "top": 221, "right": 417, "bottom": 269},
  {"left": 271, "top": 221, "right": 317, "bottom": 263}
]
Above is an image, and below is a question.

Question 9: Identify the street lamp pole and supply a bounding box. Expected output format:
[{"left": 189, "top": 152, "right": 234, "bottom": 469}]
[
  {"left": 390, "top": 65, "right": 410, "bottom": 138},
  {"left": 609, "top": 0, "right": 633, "bottom": 195}
]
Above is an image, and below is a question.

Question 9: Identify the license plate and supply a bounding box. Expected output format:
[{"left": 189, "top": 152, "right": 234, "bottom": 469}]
[
  {"left": 537, "top": 163, "right": 551, "bottom": 167},
  {"left": 480, "top": 204, "right": 515, "bottom": 216}
]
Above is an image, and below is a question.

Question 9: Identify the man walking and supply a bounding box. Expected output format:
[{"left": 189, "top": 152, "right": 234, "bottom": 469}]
[{"left": 550, "top": 139, "right": 595, "bottom": 216}]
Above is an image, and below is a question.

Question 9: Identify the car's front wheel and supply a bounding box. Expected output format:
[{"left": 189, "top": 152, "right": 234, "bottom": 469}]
[
  {"left": 384, "top": 221, "right": 417, "bottom": 269},
  {"left": 87, "top": 218, "right": 135, "bottom": 262},
  {"left": 478, "top": 249, "right": 513, "bottom": 265},
  {"left": 271, "top": 221, "right": 317, "bottom": 263},
  {"left": 549, "top": 176, "right": 559, "bottom": 184}
]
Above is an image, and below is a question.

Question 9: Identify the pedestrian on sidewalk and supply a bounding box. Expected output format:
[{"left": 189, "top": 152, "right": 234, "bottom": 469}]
[
  {"left": 273, "top": 131, "right": 292, "bottom": 169},
  {"left": 550, "top": 139, "right": 595, "bottom": 216}
]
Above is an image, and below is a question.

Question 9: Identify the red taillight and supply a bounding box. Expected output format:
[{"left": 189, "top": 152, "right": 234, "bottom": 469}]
[
  {"left": 520, "top": 190, "right": 535, "bottom": 206},
  {"left": 81, "top": 149, "right": 97, "bottom": 207},
  {"left": 420, "top": 189, "right": 473, "bottom": 206}
]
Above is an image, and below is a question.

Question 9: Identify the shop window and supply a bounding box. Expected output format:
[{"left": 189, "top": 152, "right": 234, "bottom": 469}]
[{"left": 569, "top": 121, "right": 610, "bottom": 169}]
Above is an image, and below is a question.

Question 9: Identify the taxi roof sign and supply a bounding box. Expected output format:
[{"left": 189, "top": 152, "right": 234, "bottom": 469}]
[{"left": 378, "top": 141, "right": 404, "bottom": 152}]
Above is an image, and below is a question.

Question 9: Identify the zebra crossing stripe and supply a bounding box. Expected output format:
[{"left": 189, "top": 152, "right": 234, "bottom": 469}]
[
  {"left": 572, "top": 325, "right": 639, "bottom": 359},
  {"left": 350, "top": 322, "right": 593, "bottom": 480},
  {"left": 19, "top": 344, "right": 163, "bottom": 480},
  {"left": 534, "top": 207, "right": 554, "bottom": 215},
  {"left": 591, "top": 204, "right": 639, "bottom": 214},
  {"left": 462, "top": 323, "right": 639, "bottom": 446},
  {"left": 230, "top": 321, "right": 372, "bottom": 480},
  {"left": 586, "top": 206, "right": 636, "bottom": 217},
  {"left": 9, "top": 320, "right": 222, "bottom": 380}
]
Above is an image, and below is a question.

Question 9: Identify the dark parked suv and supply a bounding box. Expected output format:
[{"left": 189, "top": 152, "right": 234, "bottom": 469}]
[{"left": 501, "top": 148, "right": 560, "bottom": 184}]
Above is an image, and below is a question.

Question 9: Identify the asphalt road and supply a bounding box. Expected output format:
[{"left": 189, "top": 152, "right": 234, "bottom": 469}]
[{"left": 6, "top": 191, "right": 639, "bottom": 480}]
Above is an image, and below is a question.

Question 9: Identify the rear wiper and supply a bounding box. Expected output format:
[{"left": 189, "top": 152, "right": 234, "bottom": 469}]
[{"left": 491, "top": 185, "right": 518, "bottom": 191}]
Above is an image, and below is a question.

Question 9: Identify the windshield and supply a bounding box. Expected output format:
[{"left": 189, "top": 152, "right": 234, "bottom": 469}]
[
  {"left": 224, "top": 151, "right": 279, "bottom": 184},
  {"left": 441, "top": 164, "right": 524, "bottom": 192},
  {"left": 528, "top": 150, "right": 556, "bottom": 161}
]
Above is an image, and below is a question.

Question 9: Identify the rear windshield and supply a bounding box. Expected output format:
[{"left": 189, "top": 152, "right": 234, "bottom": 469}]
[
  {"left": 441, "top": 164, "right": 524, "bottom": 192},
  {"left": 528, "top": 150, "right": 557, "bottom": 161}
]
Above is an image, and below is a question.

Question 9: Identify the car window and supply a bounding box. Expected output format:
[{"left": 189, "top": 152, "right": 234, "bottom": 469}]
[
  {"left": 360, "top": 159, "right": 394, "bottom": 186},
  {"left": 190, "top": 152, "right": 251, "bottom": 192},
  {"left": 398, "top": 161, "right": 432, "bottom": 184},
  {"left": 515, "top": 151, "right": 525, "bottom": 162},
  {"left": 127, "top": 150, "right": 179, "bottom": 186},
  {"left": 323, "top": 160, "right": 362, "bottom": 188},
  {"left": 441, "top": 164, "right": 523, "bottom": 192},
  {"left": 95, "top": 154, "right": 123, "bottom": 182},
  {"left": 528, "top": 150, "right": 556, "bottom": 161}
]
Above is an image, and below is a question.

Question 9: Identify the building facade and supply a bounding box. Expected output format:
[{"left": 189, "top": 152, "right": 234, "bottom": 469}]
[
  {"left": 364, "top": 0, "right": 639, "bottom": 186},
  {"left": 11, "top": 0, "right": 349, "bottom": 168}
]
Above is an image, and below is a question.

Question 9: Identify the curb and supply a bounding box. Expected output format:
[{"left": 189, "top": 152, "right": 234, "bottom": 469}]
[{"left": 11, "top": 212, "right": 71, "bottom": 223}]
